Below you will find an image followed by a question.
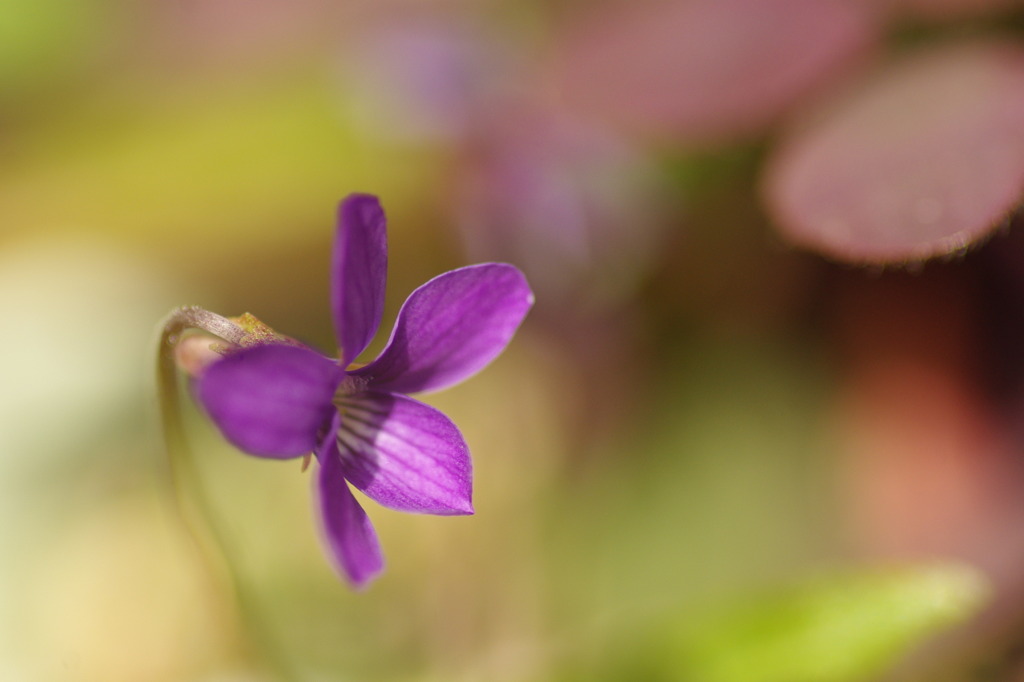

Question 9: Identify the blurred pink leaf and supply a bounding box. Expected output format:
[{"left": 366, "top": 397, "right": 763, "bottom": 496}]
[
  {"left": 764, "top": 43, "right": 1024, "bottom": 263},
  {"left": 877, "top": 0, "right": 1022, "bottom": 20},
  {"left": 552, "top": 0, "right": 876, "bottom": 145}
]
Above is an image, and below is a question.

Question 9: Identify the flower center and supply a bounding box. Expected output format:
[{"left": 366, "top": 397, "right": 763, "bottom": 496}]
[{"left": 333, "top": 373, "right": 369, "bottom": 402}]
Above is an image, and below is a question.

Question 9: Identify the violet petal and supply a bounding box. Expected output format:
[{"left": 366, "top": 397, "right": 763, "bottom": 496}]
[
  {"left": 196, "top": 344, "right": 342, "bottom": 458},
  {"left": 352, "top": 263, "right": 533, "bottom": 394},
  {"left": 316, "top": 434, "right": 384, "bottom": 589},
  {"left": 333, "top": 194, "right": 388, "bottom": 367},
  {"left": 335, "top": 391, "right": 474, "bottom": 515}
]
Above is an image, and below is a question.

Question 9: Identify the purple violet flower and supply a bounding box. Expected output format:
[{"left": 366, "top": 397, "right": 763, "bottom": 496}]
[{"left": 195, "top": 194, "right": 533, "bottom": 588}]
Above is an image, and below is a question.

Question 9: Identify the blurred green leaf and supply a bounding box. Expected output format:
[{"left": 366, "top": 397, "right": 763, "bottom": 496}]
[
  {"left": 546, "top": 335, "right": 837, "bottom": 638},
  {"left": 670, "top": 564, "right": 989, "bottom": 682},
  {"left": 0, "top": 70, "right": 433, "bottom": 260},
  {"left": 0, "top": 0, "right": 106, "bottom": 93}
]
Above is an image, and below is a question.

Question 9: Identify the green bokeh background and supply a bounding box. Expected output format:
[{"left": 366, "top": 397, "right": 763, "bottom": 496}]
[{"left": 0, "top": 1, "right": 1008, "bottom": 680}]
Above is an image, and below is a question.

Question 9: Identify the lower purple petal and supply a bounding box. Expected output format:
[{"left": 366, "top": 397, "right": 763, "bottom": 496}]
[
  {"left": 335, "top": 392, "right": 474, "bottom": 515},
  {"left": 196, "top": 344, "right": 342, "bottom": 458},
  {"left": 316, "top": 435, "right": 384, "bottom": 589}
]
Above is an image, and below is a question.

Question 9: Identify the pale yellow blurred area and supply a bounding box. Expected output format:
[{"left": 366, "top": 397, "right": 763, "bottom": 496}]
[
  {"left": 0, "top": 235, "right": 241, "bottom": 679},
  {"left": 27, "top": 497, "right": 235, "bottom": 681}
]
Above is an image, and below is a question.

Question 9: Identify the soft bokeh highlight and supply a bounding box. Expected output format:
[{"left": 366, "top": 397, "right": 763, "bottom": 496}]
[{"left": 4, "top": 0, "right": 1024, "bottom": 680}]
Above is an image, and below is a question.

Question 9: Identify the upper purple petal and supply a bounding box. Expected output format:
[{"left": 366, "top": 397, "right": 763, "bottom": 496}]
[
  {"left": 351, "top": 263, "right": 533, "bottom": 394},
  {"left": 334, "top": 392, "right": 474, "bottom": 515},
  {"left": 196, "top": 344, "right": 342, "bottom": 458},
  {"left": 333, "top": 194, "right": 389, "bottom": 368},
  {"left": 316, "top": 429, "right": 385, "bottom": 589}
]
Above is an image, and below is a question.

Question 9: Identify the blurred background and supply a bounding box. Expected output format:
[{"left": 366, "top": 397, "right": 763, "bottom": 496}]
[{"left": 4, "top": 0, "right": 1024, "bottom": 680}]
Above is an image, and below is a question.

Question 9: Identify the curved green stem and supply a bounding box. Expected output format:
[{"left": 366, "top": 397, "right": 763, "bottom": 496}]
[{"left": 156, "top": 306, "right": 297, "bottom": 680}]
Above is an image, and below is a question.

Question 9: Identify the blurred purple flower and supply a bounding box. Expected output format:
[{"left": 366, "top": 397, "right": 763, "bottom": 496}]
[
  {"left": 341, "top": 20, "right": 514, "bottom": 143},
  {"left": 341, "top": 20, "right": 672, "bottom": 309},
  {"left": 457, "top": 107, "right": 671, "bottom": 309},
  {"left": 196, "top": 194, "right": 533, "bottom": 588}
]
